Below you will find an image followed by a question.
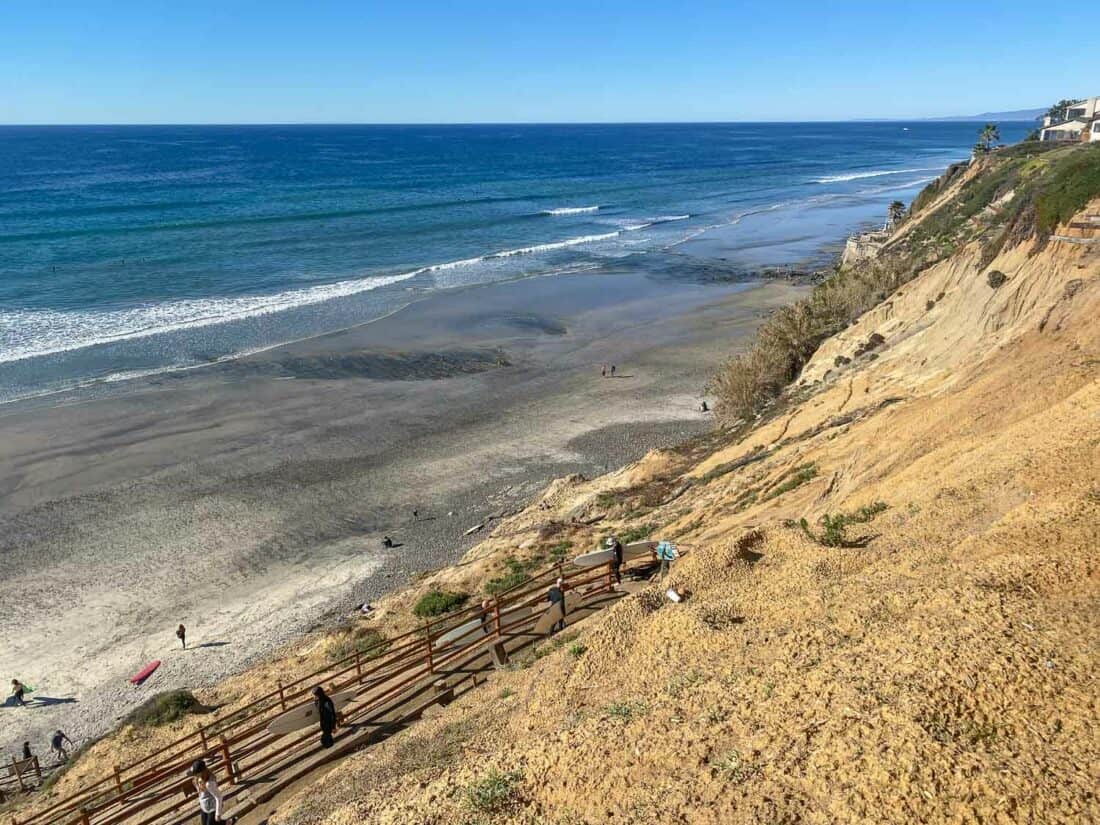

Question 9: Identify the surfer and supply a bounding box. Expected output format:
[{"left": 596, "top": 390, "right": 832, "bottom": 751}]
[
  {"left": 176, "top": 624, "right": 187, "bottom": 650},
  {"left": 606, "top": 536, "right": 624, "bottom": 584},
  {"left": 51, "top": 730, "right": 74, "bottom": 761},
  {"left": 10, "top": 679, "right": 27, "bottom": 707},
  {"left": 655, "top": 540, "right": 679, "bottom": 579},
  {"left": 547, "top": 578, "right": 566, "bottom": 633},
  {"left": 312, "top": 686, "right": 338, "bottom": 749},
  {"left": 189, "top": 759, "right": 234, "bottom": 825}
]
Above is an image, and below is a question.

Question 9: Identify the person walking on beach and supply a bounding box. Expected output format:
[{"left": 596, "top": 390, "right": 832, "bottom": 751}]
[
  {"left": 606, "top": 536, "right": 624, "bottom": 584},
  {"left": 655, "top": 539, "right": 679, "bottom": 579},
  {"left": 601, "top": 365, "right": 606, "bottom": 378},
  {"left": 189, "top": 759, "right": 234, "bottom": 825},
  {"left": 547, "top": 577, "right": 566, "bottom": 633},
  {"left": 610, "top": 364, "right": 616, "bottom": 377},
  {"left": 313, "top": 686, "right": 338, "bottom": 749},
  {"left": 10, "top": 679, "right": 27, "bottom": 707},
  {"left": 21, "top": 742, "right": 32, "bottom": 761},
  {"left": 51, "top": 730, "right": 73, "bottom": 762},
  {"left": 176, "top": 624, "right": 187, "bottom": 650}
]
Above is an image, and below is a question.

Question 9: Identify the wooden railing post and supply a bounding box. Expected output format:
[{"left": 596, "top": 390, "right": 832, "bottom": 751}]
[
  {"left": 424, "top": 626, "right": 435, "bottom": 674},
  {"left": 32, "top": 756, "right": 41, "bottom": 783},
  {"left": 11, "top": 758, "right": 24, "bottom": 792},
  {"left": 219, "top": 738, "right": 236, "bottom": 785},
  {"left": 355, "top": 650, "right": 363, "bottom": 680},
  {"left": 80, "top": 811, "right": 91, "bottom": 825},
  {"left": 277, "top": 681, "right": 287, "bottom": 711},
  {"left": 113, "top": 765, "right": 123, "bottom": 795},
  {"left": 493, "top": 597, "right": 502, "bottom": 639},
  {"left": 198, "top": 726, "right": 208, "bottom": 752}
]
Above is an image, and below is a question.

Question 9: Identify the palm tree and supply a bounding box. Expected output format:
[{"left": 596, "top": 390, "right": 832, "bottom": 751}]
[
  {"left": 1045, "top": 99, "right": 1080, "bottom": 125},
  {"left": 974, "top": 123, "right": 1001, "bottom": 154},
  {"left": 888, "top": 201, "right": 906, "bottom": 227}
]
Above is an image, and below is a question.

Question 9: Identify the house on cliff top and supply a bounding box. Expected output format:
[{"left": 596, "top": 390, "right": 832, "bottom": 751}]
[{"left": 1040, "top": 96, "right": 1100, "bottom": 142}]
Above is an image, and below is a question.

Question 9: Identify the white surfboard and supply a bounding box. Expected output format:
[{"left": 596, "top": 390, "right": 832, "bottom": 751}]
[
  {"left": 266, "top": 689, "right": 357, "bottom": 737},
  {"left": 572, "top": 540, "right": 657, "bottom": 568},
  {"left": 533, "top": 591, "right": 585, "bottom": 635},
  {"left": 432, "top": 603, "right": 529, "bottom": 650}
]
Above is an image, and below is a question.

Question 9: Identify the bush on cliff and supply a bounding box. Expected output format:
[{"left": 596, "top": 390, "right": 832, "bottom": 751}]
[
  {"left": 124, "top": 690, "right": 212, "bottom": 728},
  {"left": 413, "top": 589, "right": 469, "bottom": 618}
]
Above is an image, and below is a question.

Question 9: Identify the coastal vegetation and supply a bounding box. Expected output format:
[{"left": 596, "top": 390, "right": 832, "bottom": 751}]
[
  {"left": 122, "top": 690, "right": 211, "bottom": 728},
  {"left": 710, "top": 141, "right": 1100, "bottom": 426},
  {"left": 412, "top": 588, "right": 469, "bottom": 618}
]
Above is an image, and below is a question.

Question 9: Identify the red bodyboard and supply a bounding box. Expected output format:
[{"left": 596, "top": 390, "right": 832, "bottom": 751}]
[{"left": 129, "top": 660, "right": 161, "bottom": 685}]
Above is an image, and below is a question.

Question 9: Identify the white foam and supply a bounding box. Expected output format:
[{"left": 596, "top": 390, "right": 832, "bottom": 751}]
[
  {"left": 541, "top": 206, "right": 600, "bottom": 215},
  {"left": 0, "top": 231, "right": 626, "bottom": 365},
  {"left": 814, "top": 167, "right": 940, "bottom": 184},
  {"left": 0, "top": 271, "right": 420, "bottom": 365}
]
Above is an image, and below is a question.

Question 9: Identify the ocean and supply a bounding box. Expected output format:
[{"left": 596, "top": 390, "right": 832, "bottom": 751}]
[{"left": 0, "top": 122, "right": 1030, "bottom": 403}]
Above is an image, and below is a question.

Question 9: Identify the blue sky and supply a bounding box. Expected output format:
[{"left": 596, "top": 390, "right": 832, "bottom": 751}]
[{"left": 1, "top": 1, "right": 1095, "bottom": 124}]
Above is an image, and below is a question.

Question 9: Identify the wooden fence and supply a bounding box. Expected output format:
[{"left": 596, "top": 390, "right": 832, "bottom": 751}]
[{"left": 12, "top": 555, "right": 631, "bottom": 825}]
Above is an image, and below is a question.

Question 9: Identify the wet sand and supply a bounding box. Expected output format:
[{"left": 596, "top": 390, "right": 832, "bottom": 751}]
[{"left": 0, "top": 268, "right": 804, "bottom": 752}]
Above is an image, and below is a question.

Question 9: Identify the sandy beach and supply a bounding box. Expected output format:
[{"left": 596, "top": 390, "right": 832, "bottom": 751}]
[{"left": 0, "top": 267, "right": 804, "bottom": 753}]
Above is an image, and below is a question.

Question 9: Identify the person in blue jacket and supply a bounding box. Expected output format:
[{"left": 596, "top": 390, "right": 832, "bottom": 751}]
[{"left": 655, "top": 540, "right": 679, "bottom": 579}]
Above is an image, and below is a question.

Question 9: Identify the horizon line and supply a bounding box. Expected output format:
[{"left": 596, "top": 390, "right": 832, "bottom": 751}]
[{"left": 0, "top": 117, "right": 1041, "bottom": 128}]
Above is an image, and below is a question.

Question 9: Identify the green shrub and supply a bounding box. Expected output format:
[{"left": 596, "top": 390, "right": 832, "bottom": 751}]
[
  {"left": 761, "top": 463, "right": 818, "bottom": 502},
  {"left": 568, "top": 642, "right": 587, "bottom": 658},
  {"left": 328, "top": 626, "right": 389, "bottom": 662},
  {"left": 484, "top": 557, "right": 535, "bottom": 595},
  {"left": 412, "top": 589, "right": 469, "bottom": 618},
  {"left": 464, "top": 769, "right": 522, "bottom": 814},
  {"left": 606, "top": 700, "right": 648, "bottom": 720},
  {"left": 619, "top": 523, "right": 657, "bottom": 543},
  {"left": 800, "top": 502, "right": 888, "bottom": 547},
  {"left": 548, "top": 540, "right": 573, "bottom": 560},
  {"left": 123, "top": 690, "right": 212, "bottom": 728}
]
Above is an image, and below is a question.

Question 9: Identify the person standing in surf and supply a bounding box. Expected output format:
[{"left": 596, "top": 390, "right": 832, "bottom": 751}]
[{"left": 313, "top": 686, "right": 338, "bottom": 748}]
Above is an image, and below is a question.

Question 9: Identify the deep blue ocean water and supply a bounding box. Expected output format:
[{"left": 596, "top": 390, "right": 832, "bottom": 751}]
[{"left": 0, "top": 122, "right": 1030, "bottom": 402}]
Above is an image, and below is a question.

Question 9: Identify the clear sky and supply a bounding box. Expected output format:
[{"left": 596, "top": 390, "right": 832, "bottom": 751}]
[{"left": 2, "top": 1, "right": 1095, "bottom": 124}]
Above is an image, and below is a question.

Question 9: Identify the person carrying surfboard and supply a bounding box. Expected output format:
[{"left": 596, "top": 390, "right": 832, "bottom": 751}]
[
  {"left": 606, "top": 536, "right": 624, "bottom": 584},
  {"left": 547, "top": 578, "right": 566, "bottom": 633},
  {"left": 655, "top": 540, "right": 679, "bottom": 579},
  {"left": 312, "top": 686, "right": 338, "bottom": 749},
  {"left": 188, "top": 759, "right": 235, "bottom": 825}
]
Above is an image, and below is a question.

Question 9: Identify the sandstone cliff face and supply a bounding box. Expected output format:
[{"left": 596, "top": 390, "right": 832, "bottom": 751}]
[{"left": 262, "top": 179, "right": 1100, "bottom": 821}]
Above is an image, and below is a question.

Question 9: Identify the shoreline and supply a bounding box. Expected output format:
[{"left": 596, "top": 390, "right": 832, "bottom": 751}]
[{"left": 0, "top": 265, "right": 806, "bottom": 753}]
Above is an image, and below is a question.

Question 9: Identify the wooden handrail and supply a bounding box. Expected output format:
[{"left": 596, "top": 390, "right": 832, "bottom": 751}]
[{"left": 25, "top": 555, "right": 636, "bottom": 825}]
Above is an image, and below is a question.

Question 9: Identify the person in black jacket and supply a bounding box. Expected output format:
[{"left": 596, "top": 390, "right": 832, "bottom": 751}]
[
  {"left": 606, "top": 536, "right": 624, "bottom": 584},
  {"left": 312, "top": 686, "right": 338, "bottom": 748},
  {"left": 547, "top": 577, "right": 566, "bottom": 633}
]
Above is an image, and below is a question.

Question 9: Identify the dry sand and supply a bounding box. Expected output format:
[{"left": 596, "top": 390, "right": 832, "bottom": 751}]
[{"left": 0, "top": 269, "right": 804, "bottom": 755}]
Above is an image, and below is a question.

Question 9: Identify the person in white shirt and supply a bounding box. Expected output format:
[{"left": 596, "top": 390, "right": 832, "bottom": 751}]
[{"left": 189, "top": 759, "right": 234, "bottom": 825}]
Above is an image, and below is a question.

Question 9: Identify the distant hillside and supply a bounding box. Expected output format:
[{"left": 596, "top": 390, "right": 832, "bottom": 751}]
[{"left": 931, "top": 107, "right": 1043, "bottom": 122}]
